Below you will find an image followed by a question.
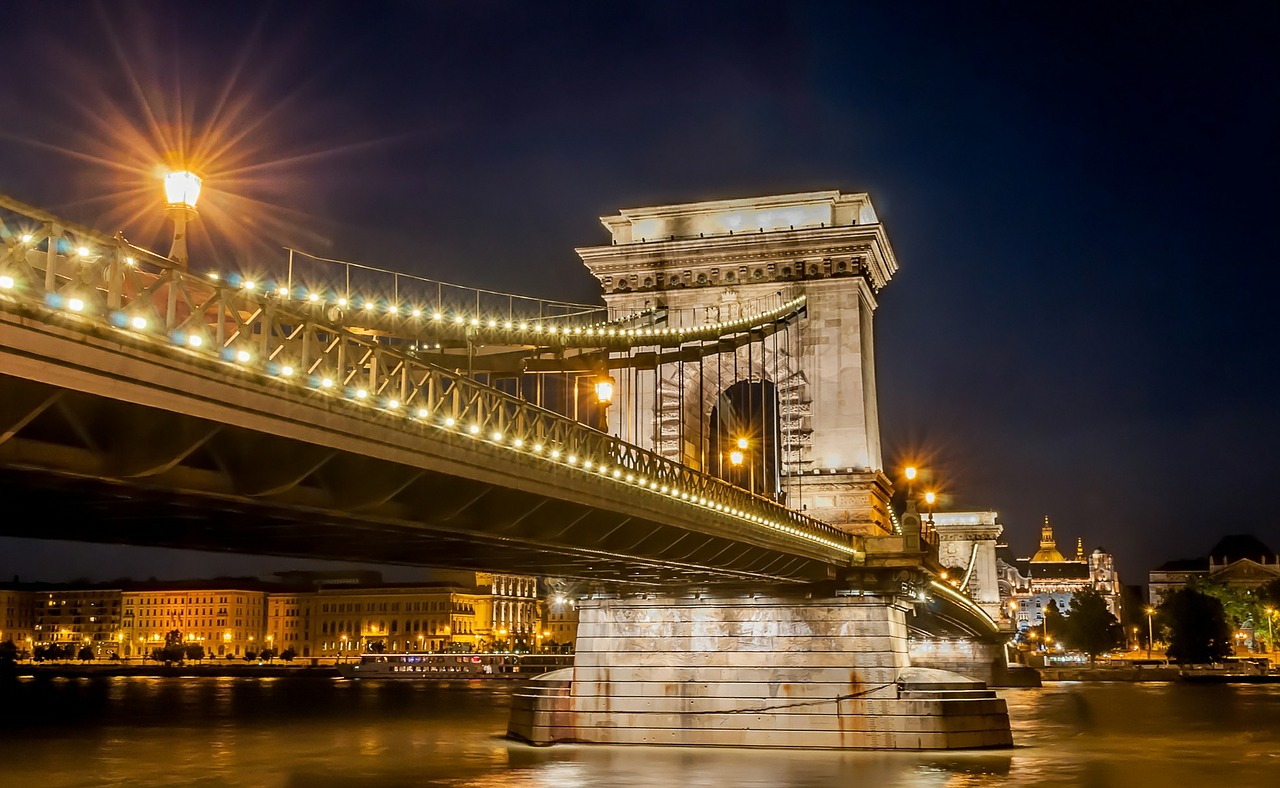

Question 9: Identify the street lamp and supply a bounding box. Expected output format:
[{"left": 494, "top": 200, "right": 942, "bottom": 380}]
[
  {"left": 1265, "top": 608, "right": 1275, "bottom": 653},
  {"left": 593, "top": 375, "right": 614, "bottom": 432},
  {"left": 1145, "top": 606, "right": 1155, "bottom": 660},
  {"left": 729, "top": 436, "right": 745, "bottom": 476},
  {"left": 163, "top": 169, "right": 202, "bottom": 268},
  {"left": 340, "top": 633, "right": 348, "bottom": 662},
  {"left": 730, "top": 437, "right": 754, "bottom": 494},
  {"left": 923, "top": 491, "right": 937, "bottom": 538},
  {"left": 593, "top": 376, "right": 614, "bottom": 406}
]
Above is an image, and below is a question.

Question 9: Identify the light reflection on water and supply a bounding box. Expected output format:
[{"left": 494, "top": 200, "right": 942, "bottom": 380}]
[{"left": 1, "top": 677, "right": 1278, "bottom": 787}]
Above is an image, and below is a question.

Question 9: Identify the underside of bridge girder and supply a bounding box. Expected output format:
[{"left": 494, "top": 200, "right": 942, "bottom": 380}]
[{"left": 0, "top": 372, "right": 836, "bottom": 587}]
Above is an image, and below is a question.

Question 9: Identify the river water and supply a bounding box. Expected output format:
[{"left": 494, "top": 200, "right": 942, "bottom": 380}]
[{"left": 0, "top": 676, "right": 1276, "bottom": 787}]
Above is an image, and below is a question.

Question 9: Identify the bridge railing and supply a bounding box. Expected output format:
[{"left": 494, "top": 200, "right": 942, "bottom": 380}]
[
  {"left": 281, "top": 247, "right": 609, "bottom": 325},
  {"left": 0, "top": 195, "right": 857, "bottom": 560}
]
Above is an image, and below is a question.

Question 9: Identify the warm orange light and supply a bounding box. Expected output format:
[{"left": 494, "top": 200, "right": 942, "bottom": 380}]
[
  {"left": 164, "top": 170, "right": 202, "bottom": 209},
  {"left": 736, "top": 437, "right": 749, "bottom": 450},
  {"left": 729, "top": 450, "right": 744, "bottom": 466},
  {"left": 594, "top": 377, "right": 614, "bottom": 405},
  {"left": 924, "top": 491, "right": 936, "bottom": 505},
  {"left": 904, "top": 466, "right": 917, "bottom": 481}
]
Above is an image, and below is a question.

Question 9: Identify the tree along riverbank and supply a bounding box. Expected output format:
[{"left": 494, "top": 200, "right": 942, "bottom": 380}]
[
  {"left": 1038, "top": 661, "right": 1276, "bottom": 682},
  {"left": 3, "top": 662, "right": 339, "bottom": 679}
]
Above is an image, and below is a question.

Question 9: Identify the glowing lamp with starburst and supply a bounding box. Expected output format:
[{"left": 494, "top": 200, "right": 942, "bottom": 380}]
[
  {"left": 163, "top": 169, "right": 202, "bottom": 267},
  {"left": 164, "top": 170, "right": 203, "bottom": 210}
]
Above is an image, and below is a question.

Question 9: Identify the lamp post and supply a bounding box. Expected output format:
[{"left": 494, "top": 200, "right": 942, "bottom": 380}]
[
  {"left": 1265, "top": 608, "right": 1275, "bottom": 653},
  {"left": 730, "top": 436, "right": 753, "bottom": 494},
  {"left": 163, "top": 170, "right": 202, "bottom": 268},
  {"left": 1145, "top": 606, "right": 1155, "bottom": 660},
  {"left": 340, "top": 633, "right": 348, "bottom": 663},
  {"left": 923, "top": 491, "right": 936, "bottom": 540},
  {"left": 593, "top": 375, "right": 614, "bottom": 433}
]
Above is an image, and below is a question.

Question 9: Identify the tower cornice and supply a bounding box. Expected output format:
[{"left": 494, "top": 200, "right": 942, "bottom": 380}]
[{"left": 578, "top": 191, "right": 898, "bottom": 294}]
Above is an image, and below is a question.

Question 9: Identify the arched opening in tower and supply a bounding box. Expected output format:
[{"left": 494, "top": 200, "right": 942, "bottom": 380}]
[{"left": 708, "top": 379, "right": 781, "bottom": 500}]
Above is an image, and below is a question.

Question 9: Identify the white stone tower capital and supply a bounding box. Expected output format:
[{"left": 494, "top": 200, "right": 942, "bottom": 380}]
[{"left": 577, "top": 190, "right": 898, "bottom": 535}]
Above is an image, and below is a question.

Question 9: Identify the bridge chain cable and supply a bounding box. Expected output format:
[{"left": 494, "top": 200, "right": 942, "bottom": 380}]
[
  {"left": 713, "top": 682, "right": 897, "bottom": 715},
  {"left": 205, "top": 247, "right": 809, "bottom": 355}
]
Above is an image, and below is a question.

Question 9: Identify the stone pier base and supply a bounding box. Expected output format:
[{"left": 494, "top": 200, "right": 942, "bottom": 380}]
[
  {"left": 909, "top": 637, "right": 1042, "bottom": 688},
  {"left": 508, "top": 592, "right": 1012, "bottom": 749}
]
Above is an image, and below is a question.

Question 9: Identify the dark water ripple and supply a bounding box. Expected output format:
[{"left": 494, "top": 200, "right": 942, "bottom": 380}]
[{"left": 1, "top": 676, "right": 1277, "bottom": 787}]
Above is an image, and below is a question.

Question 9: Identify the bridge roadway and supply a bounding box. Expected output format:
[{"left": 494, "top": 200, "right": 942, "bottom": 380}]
[{"left": 0, "top": 197, "right": 855, "bottom": 587}]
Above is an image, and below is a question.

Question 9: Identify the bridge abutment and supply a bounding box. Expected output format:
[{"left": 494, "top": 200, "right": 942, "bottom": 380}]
[
  {"left": 509, "top": 589, "right": 1013, "bottom": 749},
  {"left": 908, "top": 637, "right": 1041, "bottom": 689}
]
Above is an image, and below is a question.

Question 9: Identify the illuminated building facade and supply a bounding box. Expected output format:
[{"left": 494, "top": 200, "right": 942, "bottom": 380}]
[
  {"left": 1148, "top": 534, "right": 1278, "bottom": 606},
  {"left": 4, "top": 572, "right": 544, "bottom": 660},
  {"left": 33, "top": 586, "right": 123, "bottom": 656},
  {"left": 312, "top": 583, "right": 486, "bottom": 657},
  {"left": 121, "top": 585, "right": 268, "bottom": 658},
  {"left": 0, "top": 587, "right": 35, "bottom": 653},
  {"left": 997, "top": 517, "right": 1123, "bottom": 631},
  {"left": 265, "top": 592, "right": 313, "bottom": 657},
  {"left": 476, "top": 573, "right": 539, "bottom": 650}
]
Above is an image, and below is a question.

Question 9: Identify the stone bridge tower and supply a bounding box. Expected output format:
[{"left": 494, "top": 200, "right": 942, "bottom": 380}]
[{"left": 577, "top": 190, "right": 898, "bottom": 536}]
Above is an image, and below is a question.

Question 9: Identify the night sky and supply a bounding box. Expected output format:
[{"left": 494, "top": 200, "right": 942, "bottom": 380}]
[{"left": 1, "top": 1, "right": 1276, "bottom": 587}]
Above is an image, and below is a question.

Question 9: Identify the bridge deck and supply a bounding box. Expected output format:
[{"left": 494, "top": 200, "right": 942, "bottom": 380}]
[{"left": 1, "top": 195, "right": 859, "bottom": 584}]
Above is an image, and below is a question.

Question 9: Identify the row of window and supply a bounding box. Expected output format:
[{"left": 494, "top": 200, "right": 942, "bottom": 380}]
[
  {"left": 126, "top": 596, "right": 243, "bottom": 605},
  {"left": 319, "top": 600, "right": 469, "bottom": 614},
  {"left": 321, "top": 619, "right": 460, "bottom": 635},
  {"left": 128, "top": 608, "right": 231, "bottom": 616}
]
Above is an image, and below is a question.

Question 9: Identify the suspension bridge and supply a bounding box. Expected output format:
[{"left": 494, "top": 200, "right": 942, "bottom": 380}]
[{"left": 0, "top": 187, "right": 1015, "bottom": 749}]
